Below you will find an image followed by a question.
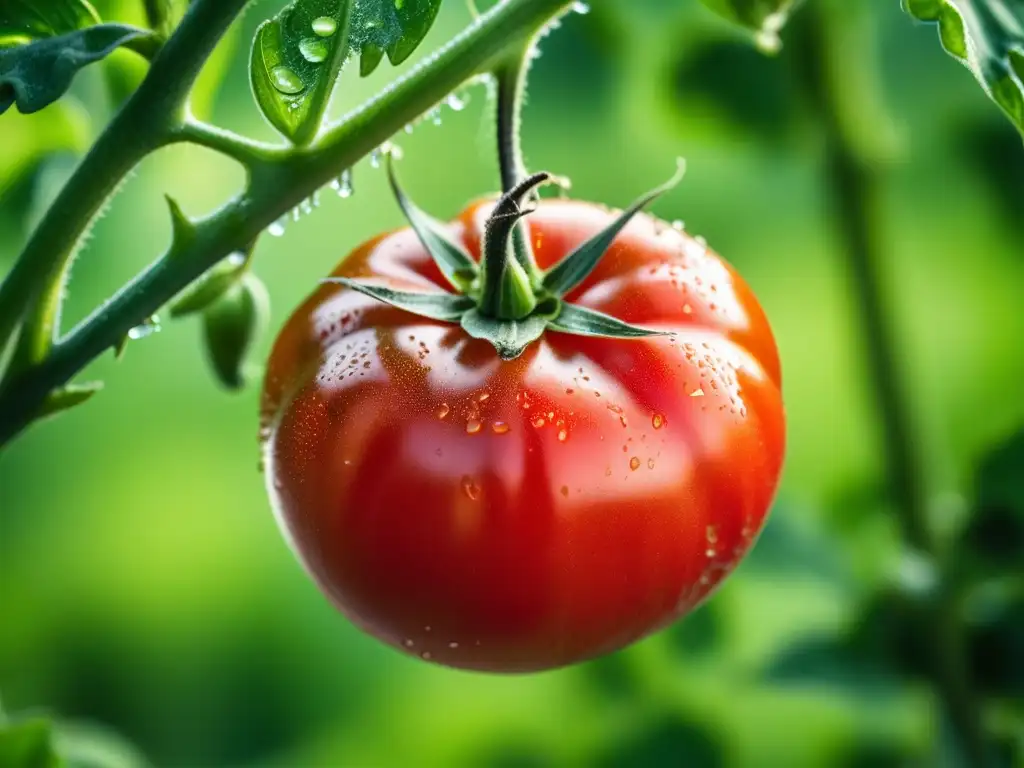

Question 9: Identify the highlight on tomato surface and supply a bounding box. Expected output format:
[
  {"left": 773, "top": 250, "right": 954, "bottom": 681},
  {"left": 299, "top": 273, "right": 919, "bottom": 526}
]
[{"left": 260, "top": 155, "right": 785, "bottom": 673}]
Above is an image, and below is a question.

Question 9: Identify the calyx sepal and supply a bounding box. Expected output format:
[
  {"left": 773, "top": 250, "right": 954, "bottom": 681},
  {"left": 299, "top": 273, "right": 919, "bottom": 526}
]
[{"left": 322, "top": 160, "right": 687, "bottom": 360}]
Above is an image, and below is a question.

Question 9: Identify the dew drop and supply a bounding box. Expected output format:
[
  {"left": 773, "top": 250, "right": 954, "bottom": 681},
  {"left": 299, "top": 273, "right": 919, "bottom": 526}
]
[
  {"left": 491, "top": 421, "right": 510, "bottom": 434},
  {"left": 446, "top": 93, "right": 467, "bottom": 111},
  {"left": 531, "top": 416, "right": 546, "bottom": 428},
  {"left": 299, "top": 38, "right": 329, "bottom": 63},
  {"left": 572, "top": 1, "right": 590, "bottom": 13},
  {"left": 128, "top": 315, "right": 161, "bottom": 340},
  {"left": 404, "top": 123, "right": 414, "bottom": 134},
  {"left": 267, "top": 215, "right": 287, "bottom": 237},
  {"left": 270, "top": 65, "right": 304, "bottom": 95},
  {"left": 331, "top": 168, "right": 353, "bottom": 198},
  {"left": 557, "top": 428, "right": 568, "bottom": 442},
  {"left": 403, "top": 638, "right": 414, "bottom": 648},
  {"left": 421, "top": 651, "right": 432, "bottom": 660},
  {"left": 466, "top": 418, "right": 482, "bottom": 434},
  {"left": 300, "top": 196, "right": 314, "bottom": 216},
  {"left": 629, "top": 457, "right": 640, "bottom": 471},
  {"left": 652, "top": 413, "right": 666, "bottom": 429},
  {"left": 312, "top": 16, "right": 338, "bottom": 37},
  {"left": 448, "top": 641, "right": 459, "bottom": 649},
  {"left": 671, "top": 219, "right": 685, "bottom": 231},
  {"left": 369, "top": 148, "right": 382, "bottom": 168},
  {"left": 428, "top": 107, "right": 442, "bottom": 126}
]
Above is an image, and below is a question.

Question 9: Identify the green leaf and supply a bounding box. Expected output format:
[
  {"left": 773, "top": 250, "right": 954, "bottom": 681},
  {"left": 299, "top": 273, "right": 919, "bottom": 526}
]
[
  {"left": 323, "top": 277, "right": 475, "bottom": 321},
  {"left": 542, "top": 160, "right": 686, "bottom": 297},
  {"left": 960, "top": 427, "right": 1024, "bottom": 570},
  {"left": 594, "top": 717, "right": 725, "bottom": 768},
  {"left": 904, "top": 0, "right": 1024, "bottom": 135},
  {"left": 168, "top": 252, "right": 248, "bottom": 318},
  {"left": 548, "top": 303, "right": 670, "bottom": 340},
  {"left": 386, "top": 153, "right": 478, "bottom": 292},
  {"left": 250, "top": 1, "right": 353, "bottom": 146},
  {"left": 763, "top": 633, "right": 900, "bottom": 697},
  {"left": 0, "top": 23, "right": 151, "bottom": 114},
  {"left": 964, "top": 580, "right": 1024, "bottom": 698},
  {"left": 0, "top": 0, "right": 101, "bottom": 45},
  {"left": 348, "top": 0, "right": 442, "bottom": 76},
  {"left": 202, "top": 273, "right": 270, "bottom": 390},
  {"left": 0, "top": 717, "right": 61, "bottom": 768},
  {"left": 698, "top": 0, "right": 802, "bottom": 53},
  {"left": 460, "top": 306, "right": 554, "bottom": 361}
]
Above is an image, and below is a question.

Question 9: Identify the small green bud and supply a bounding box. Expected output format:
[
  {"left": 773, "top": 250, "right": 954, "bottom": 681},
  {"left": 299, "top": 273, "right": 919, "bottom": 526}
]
[
  {"left": 169, "top": 252, "right": 248, "bottom": 318},
  {"left": 202, "top": 273, "right": 269, "bottom": 390}
]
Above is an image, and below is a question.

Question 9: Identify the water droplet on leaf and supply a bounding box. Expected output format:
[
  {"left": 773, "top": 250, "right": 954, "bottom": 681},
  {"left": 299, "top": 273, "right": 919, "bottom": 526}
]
[
  {"left": 312, "top": 16, "right": 337, "bottom": 37},
  {"left": 299, "top": 38, "right": 329, "bottom": 63},
  {"left": 270, "top": 65, "right": 304, "bottom": 95}
]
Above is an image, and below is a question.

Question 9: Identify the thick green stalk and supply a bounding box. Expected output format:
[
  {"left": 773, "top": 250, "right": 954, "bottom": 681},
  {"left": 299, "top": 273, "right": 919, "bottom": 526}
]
[
  {"left": 0, "top": 0, "right": 573, "bottom": 447},
  {"left": 0, "top": 0, "right": 251, "bottom": 368},
  {"left": 797, "top": 2, "right": 990, "bottom": 764}
]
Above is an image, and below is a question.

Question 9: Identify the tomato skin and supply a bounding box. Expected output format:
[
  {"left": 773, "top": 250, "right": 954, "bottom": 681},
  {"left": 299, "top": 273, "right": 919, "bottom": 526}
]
[{"left": 262, "top": 200, "right": 785, "bottom": 672}]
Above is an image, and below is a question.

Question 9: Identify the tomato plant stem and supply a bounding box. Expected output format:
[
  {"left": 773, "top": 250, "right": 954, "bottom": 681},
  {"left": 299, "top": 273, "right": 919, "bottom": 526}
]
[
  {"left": 798, "top": 2, "right": 991, "bottom": 764},
  {"left": 494, "top": 46, "right": 543, "bottom": 283},
  {"left": 0, "top": 0, "right": 250, "bottom": 371},
  {"left": 0, "top": 0, "right": 573, "bottom": 447}
]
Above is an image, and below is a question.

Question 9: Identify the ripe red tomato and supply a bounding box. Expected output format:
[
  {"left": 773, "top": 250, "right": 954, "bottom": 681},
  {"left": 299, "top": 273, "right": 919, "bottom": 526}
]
[{"left": 261, "top": 198, "right": 785, "bottom": 672}]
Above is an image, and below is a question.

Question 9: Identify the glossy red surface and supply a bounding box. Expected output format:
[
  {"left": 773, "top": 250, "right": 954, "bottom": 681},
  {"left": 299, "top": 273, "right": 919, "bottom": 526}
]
[{"left": 262, "top": 199, "right": 785, "bottom": 672}]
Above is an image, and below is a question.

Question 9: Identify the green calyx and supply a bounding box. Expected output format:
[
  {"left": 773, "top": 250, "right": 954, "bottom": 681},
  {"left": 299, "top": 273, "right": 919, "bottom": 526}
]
[{"left": 328, "top": 154, "right": 687, "bottom": 360}]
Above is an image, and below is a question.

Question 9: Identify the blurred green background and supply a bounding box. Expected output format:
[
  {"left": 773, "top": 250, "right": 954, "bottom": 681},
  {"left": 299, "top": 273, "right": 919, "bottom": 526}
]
[{"left": 2, "top": 0, "right": 1023, "bottom": 765}]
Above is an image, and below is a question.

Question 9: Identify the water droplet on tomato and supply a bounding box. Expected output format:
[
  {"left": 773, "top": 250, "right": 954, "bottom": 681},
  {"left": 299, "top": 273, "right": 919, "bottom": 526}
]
[
  {"left": 557, "top": 428, "right": 568, "bottom": 442},
  {"left": 629, "top": 457, "right": 640, "bottom": 471},
  {"left": 448, "top": 641, "right": 459, "bottom": 649},
  {"left": 436, "top": 403, "right": 450, "bottom": 419},
  {"left": 466, "top": 418, "right": 482, "bottom": 434},
  {"left": 421, "top": 651, "right": 432, "bottom": 660},
  {"left": 491, "top": 421, "right": 510, "bottom": 434},
  {"left": 652, "top": 413, "right": 666, "bottom": 429},
  {"left": 531, "top": 416, "right": 546, "bottom": 428},
  {"left": 403, "top": 638, "right": 414, "bottom": 648},
  {"left": 461, "top": 475, "right": 480, "bottom": 500},
  {"left": 690, "top": 387, "right": 705, "bottom": 397}
]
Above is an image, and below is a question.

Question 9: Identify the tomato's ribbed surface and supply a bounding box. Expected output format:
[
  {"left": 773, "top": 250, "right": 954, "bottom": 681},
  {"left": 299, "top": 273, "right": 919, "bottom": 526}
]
[{"left": 262, "top": 200, "right": 785, "bottom": 672}]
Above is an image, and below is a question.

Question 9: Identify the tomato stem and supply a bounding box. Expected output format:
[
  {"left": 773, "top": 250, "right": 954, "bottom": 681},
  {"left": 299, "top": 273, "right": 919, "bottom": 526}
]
[
  {"left": 494, "top": 45, "right": 543, "bottom": 286},
  {"left": 479, "top": 173, "right": 550, "bottom": 320}
]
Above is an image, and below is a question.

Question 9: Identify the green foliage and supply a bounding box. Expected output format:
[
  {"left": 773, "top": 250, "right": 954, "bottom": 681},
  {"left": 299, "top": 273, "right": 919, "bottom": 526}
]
[
  {"left": 348, "top": 0, "right": 443, "bottom": 76},
  {"left": 201, "top": 273, "right": 270, "bottom": 390},
  {"left": 0, "top": 22, "right": 150, "bottom": 114},
  {"left": 0, "top": 718, "right": 61, "bottom": 768},
  {"left": 960, "top": 428, "right": 1024, "bottom": 569},
  {"left": 0, "top": 0, "right": 101, "bottom": 43},
  {"left": 904, "top": 0, "right": 1024, "bottom": 135},
  {"left": 594, "top": 717, "right": 725, "bottom": 768},
  {"left": 698, "top": 0, "right": 802, "bottom": 52},
  {"left": 963, "top": 581, "right": 1024, "bottom": 699},
  {"left": 250, "top": 0, "right": 352, "bottom": 145}
]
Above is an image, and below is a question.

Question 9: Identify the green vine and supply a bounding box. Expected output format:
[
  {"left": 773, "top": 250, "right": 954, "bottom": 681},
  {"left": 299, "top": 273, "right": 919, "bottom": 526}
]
[{"left": 0, "top": 0, "right": 574, "bottom": 447}]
